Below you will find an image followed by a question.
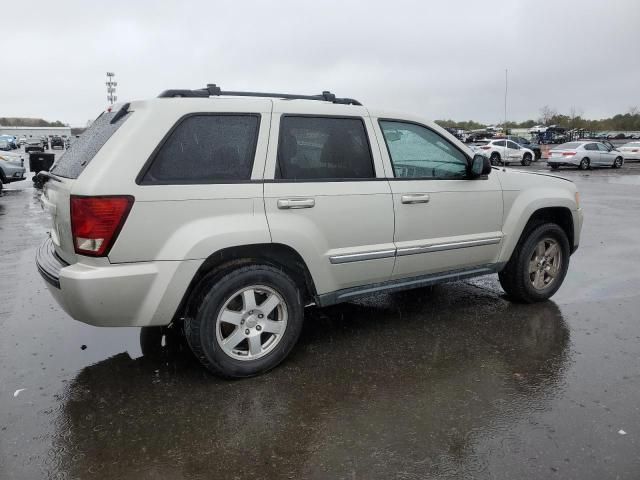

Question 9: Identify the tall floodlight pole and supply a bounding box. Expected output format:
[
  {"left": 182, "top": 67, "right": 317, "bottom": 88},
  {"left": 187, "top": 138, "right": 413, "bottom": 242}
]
[
  {"left": 504, "top": 69, "right": 508, "bottom": 134},
  {"left": 106, "top": 72, "right": 118, "bottom": 105}
]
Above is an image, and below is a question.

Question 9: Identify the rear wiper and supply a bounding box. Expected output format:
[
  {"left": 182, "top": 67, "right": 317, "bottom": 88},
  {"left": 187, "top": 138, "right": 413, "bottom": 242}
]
[{"left": 110, "top": 102, "right": 130, "bottom": 124}]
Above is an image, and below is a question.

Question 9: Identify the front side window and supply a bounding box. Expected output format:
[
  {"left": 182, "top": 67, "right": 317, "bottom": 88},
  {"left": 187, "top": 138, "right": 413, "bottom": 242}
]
[
  {"left": 276, "top": 116, "right": 375, "bottom": 180},
  {"left": 506, "top": 140, "right": 520, "bottom": 149},
  {"left": 140, "top": 114, "right": 259, "bottom": 184},
  {"left": 379, "top": 121, "right": 468, "bottom": 179}
]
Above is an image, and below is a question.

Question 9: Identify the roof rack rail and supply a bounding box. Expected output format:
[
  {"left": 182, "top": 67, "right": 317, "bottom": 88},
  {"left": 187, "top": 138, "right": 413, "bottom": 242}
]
[{"left": 157, "top": 84, "right": 362, "bottom": 106}]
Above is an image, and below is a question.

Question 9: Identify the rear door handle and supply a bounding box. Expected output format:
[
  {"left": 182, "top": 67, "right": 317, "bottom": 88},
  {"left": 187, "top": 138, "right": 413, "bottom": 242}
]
[
  {"left": 277, "top": 198, "right": 315, "bottom": 209},
  {"left": 401, "top": 193, "right": 430, "bottom": 204}
]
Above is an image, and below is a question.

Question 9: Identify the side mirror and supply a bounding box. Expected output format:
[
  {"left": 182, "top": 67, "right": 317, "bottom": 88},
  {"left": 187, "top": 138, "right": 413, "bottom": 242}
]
[{"left": 470, "top": 154, "right": 492, "bottom": 177}]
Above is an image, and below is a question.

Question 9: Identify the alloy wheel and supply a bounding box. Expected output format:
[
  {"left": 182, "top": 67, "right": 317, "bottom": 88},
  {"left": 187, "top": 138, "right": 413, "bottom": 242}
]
[
  {"left": 528, "top": 237, "right": 562, "bottom": 290},
  {"left": 215, "top": 285, "right": 288, "bottom": 361}
]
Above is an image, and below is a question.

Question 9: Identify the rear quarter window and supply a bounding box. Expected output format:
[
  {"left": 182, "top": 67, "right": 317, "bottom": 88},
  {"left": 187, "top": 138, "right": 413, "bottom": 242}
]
[
  {"left": 139, "top": 114, "right": 260, "bottom": 184},
  {"left": 50, "top": 109, "right": 131, "bottom": 179}
]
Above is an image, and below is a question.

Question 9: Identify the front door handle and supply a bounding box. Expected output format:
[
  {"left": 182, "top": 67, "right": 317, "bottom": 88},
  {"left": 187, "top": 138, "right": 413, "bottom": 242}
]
[
  {"left": 277, "top": 198, "right": 315, "bottom": 209},
  {"left": 401, "top": 193, "right": 430, "bottom": 204}
]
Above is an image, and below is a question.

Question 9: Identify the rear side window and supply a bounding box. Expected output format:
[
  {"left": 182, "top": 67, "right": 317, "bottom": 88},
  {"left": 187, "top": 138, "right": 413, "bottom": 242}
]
[
  {"left": 140, "top": 114, "right": 260, "bottom": 184},
  {"left": 493, "top": 140, "right": 506, "bottom": 147},
  {"left": 50, "top": 109, "right": 131, "bottom": 179},
  {"left": 276, "top": 116, "right": 375, "bottom": 180}
]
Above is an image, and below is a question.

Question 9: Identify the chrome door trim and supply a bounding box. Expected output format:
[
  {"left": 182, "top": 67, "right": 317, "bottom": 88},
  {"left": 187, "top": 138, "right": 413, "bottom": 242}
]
[
  {"left": 329, "top": 249, "right": 396, "bottom": 264},
  {"left": 396, "top": 236, "right": 502, "bottom": 257}
]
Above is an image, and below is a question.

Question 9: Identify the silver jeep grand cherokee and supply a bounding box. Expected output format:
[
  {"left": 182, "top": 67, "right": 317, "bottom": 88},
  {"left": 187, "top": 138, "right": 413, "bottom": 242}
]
[{"left": 37, "top": 85, "right": 583, "bottom": 378}]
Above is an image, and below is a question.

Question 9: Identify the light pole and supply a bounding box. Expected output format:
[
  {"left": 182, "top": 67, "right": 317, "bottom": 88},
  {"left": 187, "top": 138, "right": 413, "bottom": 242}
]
[{"left": 106, "top": 72, "right": 118, "bottom": 105}]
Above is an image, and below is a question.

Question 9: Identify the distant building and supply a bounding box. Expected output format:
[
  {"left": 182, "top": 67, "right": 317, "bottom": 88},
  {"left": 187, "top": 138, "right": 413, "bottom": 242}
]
[{"left": 0, "top": 126, "right": 72, "bottom": 138}]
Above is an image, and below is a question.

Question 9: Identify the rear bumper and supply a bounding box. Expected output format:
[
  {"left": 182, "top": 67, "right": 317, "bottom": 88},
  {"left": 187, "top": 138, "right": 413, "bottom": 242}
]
[
  {"left": 36, "top": 238, "right": 200, "bottom": 327},
  {"left": 547, "top": 159, "right": 579, "bottom": 166}
]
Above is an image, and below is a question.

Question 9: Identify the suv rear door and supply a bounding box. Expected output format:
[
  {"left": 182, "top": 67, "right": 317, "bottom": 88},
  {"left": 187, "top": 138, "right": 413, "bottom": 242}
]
[
  {"left": 373, "top": 118, "right": 503, "bottom": 280},
  {"left": 263, "top": 104, "right": 395, "bottom": 295}
]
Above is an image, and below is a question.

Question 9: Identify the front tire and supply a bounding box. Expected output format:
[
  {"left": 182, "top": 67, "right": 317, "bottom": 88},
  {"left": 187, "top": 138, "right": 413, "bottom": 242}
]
[
  {"left": 612, "top": 156, "right": 623, "bottom": 169},
  {"left": 499, "top": 223, "right": 570, "bottom": 303},
  {"left": 185, "top": 264, "right": 304, "bottom": 378}
]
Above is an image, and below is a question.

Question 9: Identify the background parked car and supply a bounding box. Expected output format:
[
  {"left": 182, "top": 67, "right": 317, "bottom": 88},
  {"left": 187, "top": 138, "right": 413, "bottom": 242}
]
[
  {"left": 618, "top": 141, "right": 640, "bottom": 161},
  {"left": 0, "top": 140, "right": 12, "bottom": 151},
  {"left": 0, "top": 135, "right": 18, "bottom": 149},
  {"left": 18, "top": 136, "right": 26, "bottom": 146},
  {"left": 0, "top": 152, "right": 27, "bottom": 191},
  {"left": 50, "top": 136, "right": 64, "bottom": 149},
  {"left": 470, "top": 139, "right": 535, "bottom": 166},
  {"left": 547, "top": 141, "right": 624, "bottom": 170},
  {"left": 24, "top": 138, "right": 45, "bottom": 153},
  {"left": 506, "top": 135, "right": 542, "bottom": 160}
]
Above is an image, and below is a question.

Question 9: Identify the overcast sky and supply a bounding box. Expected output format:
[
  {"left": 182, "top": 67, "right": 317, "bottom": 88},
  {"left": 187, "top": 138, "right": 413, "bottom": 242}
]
[{"left": 4, "top": 0, "right": 639, "bottom": 126}]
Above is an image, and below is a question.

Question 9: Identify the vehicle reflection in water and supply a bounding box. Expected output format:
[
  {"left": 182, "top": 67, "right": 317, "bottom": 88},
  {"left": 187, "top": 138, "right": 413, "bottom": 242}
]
[{"left": 52, "top": 284, "right": 570, "bottom": 479}]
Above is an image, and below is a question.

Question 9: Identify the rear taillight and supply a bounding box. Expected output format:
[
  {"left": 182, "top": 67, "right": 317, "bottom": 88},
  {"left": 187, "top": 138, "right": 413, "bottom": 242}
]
[
  {"left": 480, "top": 146, "right": 491, "bottom": 150},
  {"left": 632, "top": 149, "right": 638, "bottom": 152},
  {"left": 562, "top": 152, "right": 576, "bottom": 156},
  {"left": 70, "top": 195, "right": 134, "bottom": 257}
]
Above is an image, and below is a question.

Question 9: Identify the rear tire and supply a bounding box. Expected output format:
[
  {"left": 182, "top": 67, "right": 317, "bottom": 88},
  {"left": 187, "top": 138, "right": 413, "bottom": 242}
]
[
  {"left": 521, "top": 153, "right": 532, "bottom": 166},
  {"left": 499, "top": 223, "right": 570, "bottom": 303},
  {"left": 550, "top": 164, "right": 560, "bottom": 170},
  {"left": 579, "top": 158, "right": 590, "bottom": 170},
  {"left": 184, "top": 264, "right": 304, "bottom": 378},
  {"left": 490, "top": 152, "right": 501, "bottom": 166}
]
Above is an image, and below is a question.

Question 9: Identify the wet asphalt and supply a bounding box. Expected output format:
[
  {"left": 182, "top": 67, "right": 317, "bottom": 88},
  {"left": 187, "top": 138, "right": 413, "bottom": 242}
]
[{"left": 1, "top": 158, "right": 640, "bottom": 479}]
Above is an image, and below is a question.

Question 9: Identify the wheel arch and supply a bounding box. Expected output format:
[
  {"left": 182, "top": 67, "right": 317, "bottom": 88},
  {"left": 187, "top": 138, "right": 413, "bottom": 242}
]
[
  {"left": 499, "top": 191, "right": 577, "bottom": 265},
  {"left": 173, "top": 243, "right": 318, "bottom": 324}
]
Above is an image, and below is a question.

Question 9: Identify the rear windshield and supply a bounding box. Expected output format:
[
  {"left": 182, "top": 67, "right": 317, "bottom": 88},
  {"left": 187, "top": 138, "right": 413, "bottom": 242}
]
[
  {"left": 50, "top": 109, "right": 131, "bottom": 178},
  {"left": 555, "top": 142, "right": 583, "bottom": 150}
]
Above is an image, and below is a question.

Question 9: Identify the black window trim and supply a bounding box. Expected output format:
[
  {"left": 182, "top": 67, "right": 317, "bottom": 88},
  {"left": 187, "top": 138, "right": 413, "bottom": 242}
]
[
  {"left": 273, "top": 113, "right": 378, "bottom": 183},
  {"left": 135, "top": 112, "right": 262, "bottom": 186},
  {"left": 377, "top": 118, "right": 473, "bottom": 181}
]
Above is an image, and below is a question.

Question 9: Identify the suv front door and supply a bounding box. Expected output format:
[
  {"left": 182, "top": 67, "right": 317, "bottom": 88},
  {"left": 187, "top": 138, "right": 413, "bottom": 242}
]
[
  {"left": 506, "top": 140, "right": 523, "bottom": 162},
  {"left": 374, "top": 119, "right": 504, "bottom": 280},
  {"left": 263, "top": 109, "right": 395, "bottom": 296}
]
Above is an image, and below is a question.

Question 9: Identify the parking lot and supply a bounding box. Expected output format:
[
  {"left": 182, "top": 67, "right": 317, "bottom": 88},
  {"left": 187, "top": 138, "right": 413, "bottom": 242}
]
[{"left": 1, "top": 155, "right": 640, "bottom": 479}]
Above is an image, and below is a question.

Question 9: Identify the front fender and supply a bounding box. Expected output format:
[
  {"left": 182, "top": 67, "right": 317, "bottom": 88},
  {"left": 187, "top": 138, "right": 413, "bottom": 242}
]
[{"left": 498, "top": 186, "right": 577, "bottom": 264}]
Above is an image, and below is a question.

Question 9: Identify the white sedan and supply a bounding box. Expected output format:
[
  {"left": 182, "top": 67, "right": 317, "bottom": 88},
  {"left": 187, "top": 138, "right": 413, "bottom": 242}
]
[
  {"left": 618, "top": 141, "right": 640, "bottom": 161},
  {"left": 470, "top": 139, "right": 535, "bottom": 166},
  {"left": 547, "top": 142, "right": 624, "bottom": 170}
]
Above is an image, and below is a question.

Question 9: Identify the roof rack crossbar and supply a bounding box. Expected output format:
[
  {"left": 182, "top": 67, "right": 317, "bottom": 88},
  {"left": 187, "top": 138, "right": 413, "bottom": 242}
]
[{"left": 157, "top": 84, "right": 362, "bottom": 106}]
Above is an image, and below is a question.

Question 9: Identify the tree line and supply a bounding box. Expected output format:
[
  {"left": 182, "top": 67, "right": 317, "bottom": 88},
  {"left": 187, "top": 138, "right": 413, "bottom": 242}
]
[
  {"left": 436, "top": 106, "right": 640, "bottom": 132},
  {"left": 0, "top": 117, "right": 67, "bottom": 127}
]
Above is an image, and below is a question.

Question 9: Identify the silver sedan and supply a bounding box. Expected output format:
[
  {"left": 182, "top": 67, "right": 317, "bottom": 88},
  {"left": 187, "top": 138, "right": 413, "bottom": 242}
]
[{"left": 547, "top": 141, "right": 624, "bottom": 170}]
